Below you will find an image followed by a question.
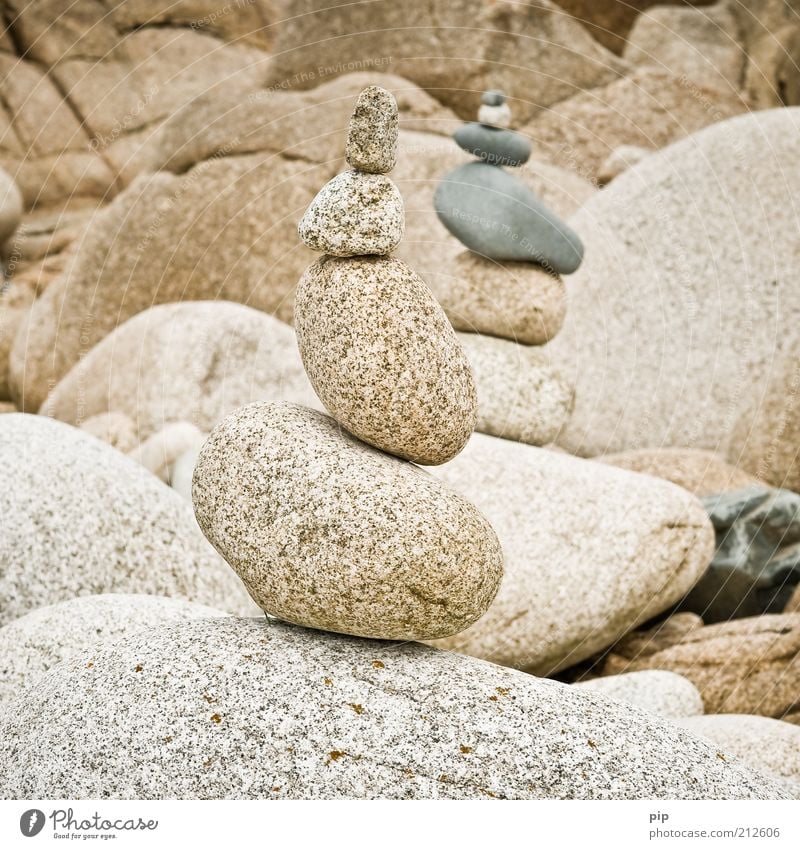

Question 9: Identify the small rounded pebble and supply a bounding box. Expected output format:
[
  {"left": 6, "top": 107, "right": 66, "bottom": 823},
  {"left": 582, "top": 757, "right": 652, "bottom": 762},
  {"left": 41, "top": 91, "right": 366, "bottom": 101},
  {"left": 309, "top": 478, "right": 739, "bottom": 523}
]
[
  {"left": 478, "top": 102, "right": 511, "bottom": 129},
  {"left": 481, "top": 90, "right": 506, "bottom": 106},
  {"left": 345, "top": 85, "right": 399, "bottom": 174}
]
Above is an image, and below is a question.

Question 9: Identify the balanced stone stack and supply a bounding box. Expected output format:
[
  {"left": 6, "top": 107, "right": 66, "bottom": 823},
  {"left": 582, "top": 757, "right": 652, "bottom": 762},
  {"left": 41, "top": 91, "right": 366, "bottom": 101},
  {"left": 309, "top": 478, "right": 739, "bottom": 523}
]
[
  {"left": 429, "top": 92, "right": 581, "bottom": 446},
  {"left": 193, "top": 86, "right": 504, "bottom": 643}
]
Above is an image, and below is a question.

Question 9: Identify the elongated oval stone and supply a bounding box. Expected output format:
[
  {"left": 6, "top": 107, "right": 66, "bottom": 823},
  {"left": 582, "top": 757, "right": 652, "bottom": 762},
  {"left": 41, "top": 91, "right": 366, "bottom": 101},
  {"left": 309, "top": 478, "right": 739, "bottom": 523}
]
[
  {"left": 454, "top": 122, "right": 532, "bottom": 167},
  {"left": 434, "top": 161, "right": 584, "bottom": 273}
]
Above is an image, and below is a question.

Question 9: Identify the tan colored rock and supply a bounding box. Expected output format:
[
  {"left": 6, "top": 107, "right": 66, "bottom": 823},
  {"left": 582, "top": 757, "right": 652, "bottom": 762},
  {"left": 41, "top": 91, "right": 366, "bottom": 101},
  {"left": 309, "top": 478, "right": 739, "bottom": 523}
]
[
  {"left": 80, "top": 412, "right": 139, "bottom": 453},
  {"left": 40, "top": 301, "right": 317, "bottom": 441},
  {"left": 0, "top": 167, "right": 23, "bottom": 244},
  {"left": 600, "top": 613, "right": 800, "bottom": 721},
  {"left": 428, "top": 433, "right": 714, "bottom": 673},
  {"left": 549, "top": 108, "right": 800, "bottom": 462},
  {"left": 727, "top": 346, "right": 800, "bottom": 492},
  {"left": 574, "top": 670, "right": 704, "bottom": 718},
  {"left": 624, "top": 3, "right": 746, "bottom": 94},
  {"left": 525, "top": 67, "right": 749, "bottom": 181},
  {"left": 597, "top": 144, "right": 651, "bottom": 185},
  {"left": 0, "top": 303, "right": 27, "bottom": 400},
  {"left": 346, "top": 85, "right": 398, "bottom": 173},
  {"left": 457, "top": 332, "right": 573, "bottom": 446},
  {"left": 295, "top": 256, "right": 477, "bottom": 465},
  {"left": 192, "top": 402, "right": 503, "bottom": 641},
  {"left": 264, "top": 0, "right": 627, "bottom": 122},
  {"left": 598, "top": 448, "right": 764, "bottom": 496},
  {"left": 9, "top": 148, "right": 329, "bottom": 412},
  {"left": 675, "top": 714, "right": 800, "bottom": 798},
  {"left": 298, "top": 171, "right": 404, "bottom": 256},
  {"left": 787, "top": 584, "right": 800, "bottom": 613},
  {"left": 128, "top": 422, "right": 206, "bottom": 482},
  {"left": 425, "top": 251, "right": 566, "bottom": 345}
]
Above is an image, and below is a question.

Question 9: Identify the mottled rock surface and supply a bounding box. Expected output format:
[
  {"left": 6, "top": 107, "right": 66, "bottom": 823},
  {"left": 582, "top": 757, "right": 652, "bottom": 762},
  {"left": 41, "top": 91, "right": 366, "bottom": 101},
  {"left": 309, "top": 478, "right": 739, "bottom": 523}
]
[
  {"left": 295, "top": 256, "right": 477, "bottom": 465},
  {"left": 193, "top": 403, "right": 502, "bottom": 641},
  {"left": 0, "top": 594, "right": 228, "bottom": 703},
  {"left": 574, "top": 670, "right": 704, "bottom": 719},
  {"left": 458, "top": 332, "right": 573, "bottom": 445},
  {"left": 298, "top": 171, "right": 404, "bottom": 257},
  {"left": 345, "top": 86, "right": 398, "bottom": 173},
  {"left": 428, "top": 433, "right": 714, "bottom": 673},
  {"left": 0, "top": 414, "right": 251, "bottom": 625},
  {"left": 79, "top": 412, "right": 139, "bottom": 453},
  {"left": 0, "top": 618, "right": 787, "bottom": 799}
]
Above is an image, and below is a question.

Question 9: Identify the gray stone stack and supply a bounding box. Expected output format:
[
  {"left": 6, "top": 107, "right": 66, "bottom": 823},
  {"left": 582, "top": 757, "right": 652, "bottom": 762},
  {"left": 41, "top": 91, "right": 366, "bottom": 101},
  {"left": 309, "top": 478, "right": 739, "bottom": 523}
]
[{"left": 191, "top": 87, "right": 504, "bottom": 643}]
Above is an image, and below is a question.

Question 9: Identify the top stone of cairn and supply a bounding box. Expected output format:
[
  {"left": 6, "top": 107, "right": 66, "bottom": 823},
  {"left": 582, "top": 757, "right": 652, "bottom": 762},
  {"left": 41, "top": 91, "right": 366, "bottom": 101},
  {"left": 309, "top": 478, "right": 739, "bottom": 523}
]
[{"left": 345, "top": 85, "right": 399, "bottom": 174}]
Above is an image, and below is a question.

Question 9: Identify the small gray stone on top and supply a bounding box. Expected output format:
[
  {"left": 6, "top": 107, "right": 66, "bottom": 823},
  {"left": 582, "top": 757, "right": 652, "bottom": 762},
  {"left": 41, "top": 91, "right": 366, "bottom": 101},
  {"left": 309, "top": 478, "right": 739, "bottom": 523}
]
[{"left": 345, "top": 85, "right": 399, "bottom": 174}]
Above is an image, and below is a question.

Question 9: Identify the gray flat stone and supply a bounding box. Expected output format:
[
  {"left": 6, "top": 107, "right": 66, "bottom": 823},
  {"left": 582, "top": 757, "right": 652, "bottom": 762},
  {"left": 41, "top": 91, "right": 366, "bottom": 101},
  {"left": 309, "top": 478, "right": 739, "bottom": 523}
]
[
  {"left": 434, "top": 162, "right": 584, "bottom": 273},
  {"left": 454, "top": 123, "right": 531, "bottom": 167},
  {"left": 0, "top": 617, "right": 788, "bottom": 799}
]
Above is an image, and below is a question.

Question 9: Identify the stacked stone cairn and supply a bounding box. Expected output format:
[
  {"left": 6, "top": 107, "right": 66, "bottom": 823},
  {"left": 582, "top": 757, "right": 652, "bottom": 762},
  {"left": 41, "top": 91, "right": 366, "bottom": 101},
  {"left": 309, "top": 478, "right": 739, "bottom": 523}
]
[
  {"left": 429, "top": 90, "right": 584, "bottom": 445},
  {"left": 192, "top": 86, "right": 504, "bottom": 643}
]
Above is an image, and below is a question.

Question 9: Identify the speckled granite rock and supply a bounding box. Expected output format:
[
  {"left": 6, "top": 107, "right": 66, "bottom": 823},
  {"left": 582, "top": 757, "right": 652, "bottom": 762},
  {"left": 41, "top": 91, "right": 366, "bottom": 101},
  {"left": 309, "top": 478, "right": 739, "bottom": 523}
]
[
  {"left": 0, "top": 617, "right": 787, "bottom": 799},
  {"left": 0, "top": 414, "right": 251, "bottom": 626},
  {"left": 574, "top": 671, "right": 704, "bottom": 719},
  {"left": 79, "top": 411, "right": 139, "bottom": 453},
  {"left": 193, "top": 402, "right": 502, "bottom": 641},
  {"left": 128, "top": 422, "right": 206, "bottom": 482},
  {"left": 0, "top": 594, "right": 228, "bottom": 703},
  {"left": 678, "top": 486, "right": 800, "bottom": 622},
  {"left": 295, "top": 256, "right": 477, "bottom": 465},
  {"left": 435, "top": 162, "right": 584, "bottom": 272},
  {"left": 600, "top": 612, "right": 800, "bottom": 721},
  {"left": 345, "top": 86, "right": 398, "bottom": 174},
  {"left": 675, "top": 715, "right": 800, "bottom": 799},
  {"left": 425, "top": 251, "right": 566, "bottom": 345},
  {"left": 597, "top": 448, "right": 764, "bottom": 497},
  {"left": 41, "top": 301, "right": 317, "bottom": 441},
  {"left": 457, "top": 332, "right": 573, "bottom": 446},
  {"left": 427, "top": 433, "right": 714, "bottom": 673},
  {"left": 298, "top": 171, "right": 404, "bottom": 257}
]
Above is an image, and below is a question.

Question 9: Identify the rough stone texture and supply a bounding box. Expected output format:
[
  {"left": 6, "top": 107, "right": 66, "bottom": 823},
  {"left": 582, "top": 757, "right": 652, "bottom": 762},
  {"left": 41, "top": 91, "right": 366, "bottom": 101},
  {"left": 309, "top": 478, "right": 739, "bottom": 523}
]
[
  {"left": 726, "top": 344, "right": 800, "bottom": 492},
  {"left": 524, "top": 67, "right": 749, "bottom": 181},
  {"left": 0, "top": 167, "right": 23, "bottom": 243},
  {"left": 600, "top": 612, "right": 800, "bottom": 721},
  {"left": 298, "top": 171, "right": 404, "bottom": 257},
  {"left": 435, "top": 162, "right": 584, "bottom": 272},
  {"left": 549, "top": 109, "right": 800, "bottom": 461},
  {"left": 0, "top": 413, "right": 251, "bottom": 626},
  {"left": 453, "top": 124, "right": 532, "bottom": 167},
  {"left": 295, "top": 256, "right": 477, "bottom": 465},
  {"left": 193, "top": 402, "right": 502, "bottom": 641},
  {"left": 427, "top": 433, "right": 714, "bottom": 673},
  {"left": 128, "top": 422, "right": 206, "bottom": 482},
  {"left": 596, "top": 144, "right": 652, "bottom": 185},
  {"left": 598, "top": 448, "right": 763, "bottom": 496},
  {"left": 345, "top": 86, "right": 398, "bottom": 174},
  {"left": 677, "top": 487, "right": 800, "bottom": 622},
  {"left": 675, "top": 715, "right": 800, "bottom": 798},
  {"left": 264, "top": 0, "right": 627, "bottom": 123},
  {"left": 553, "top": 0, "right": 718, "bottom": 55},
  {"left": 574, "top": 670, "right": 704, "bottom": 718},
  {"left": 0, "top": 617, "right": 787, "bottom": 799},
  {"left": 425, "top": 251, "right": 566, "bottom": 345},
  {"left": 0, "top": 594, "right": 228, "bottom": 704},
  {"left": 624, "top": 3, "right": 746, "bottom": 94},
  {"left": 40, "top": 301, "right": 317, "bottom": 441},
  {"left": 79, "top": 412, "right": 139, "bottom": 453},
  {"left": 0, "top": 301, "right": 27, "bottom": 400},
  {"left": 458, "top": 332, "right": 573, "bottom": 446}
]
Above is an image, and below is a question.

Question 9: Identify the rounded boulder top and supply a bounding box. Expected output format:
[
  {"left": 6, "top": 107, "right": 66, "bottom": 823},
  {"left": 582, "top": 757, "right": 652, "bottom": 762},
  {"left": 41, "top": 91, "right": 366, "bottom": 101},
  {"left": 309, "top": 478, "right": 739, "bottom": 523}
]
[{"left": 345, "top": 85, "right": 399, "bottom": 174}]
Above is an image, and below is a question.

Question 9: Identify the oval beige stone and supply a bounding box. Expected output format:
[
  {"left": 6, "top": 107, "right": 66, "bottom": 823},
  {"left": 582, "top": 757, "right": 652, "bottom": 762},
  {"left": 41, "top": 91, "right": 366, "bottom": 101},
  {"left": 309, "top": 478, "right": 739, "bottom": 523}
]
[
  {"left": 295, "top": 255, "right": 477, "bottom": 465},
  {"left": 424, "top": 251, "right": 566, "bottom": 345},
  {"left": 192, "top": 402, "right": 503, "bottom": 641}
]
